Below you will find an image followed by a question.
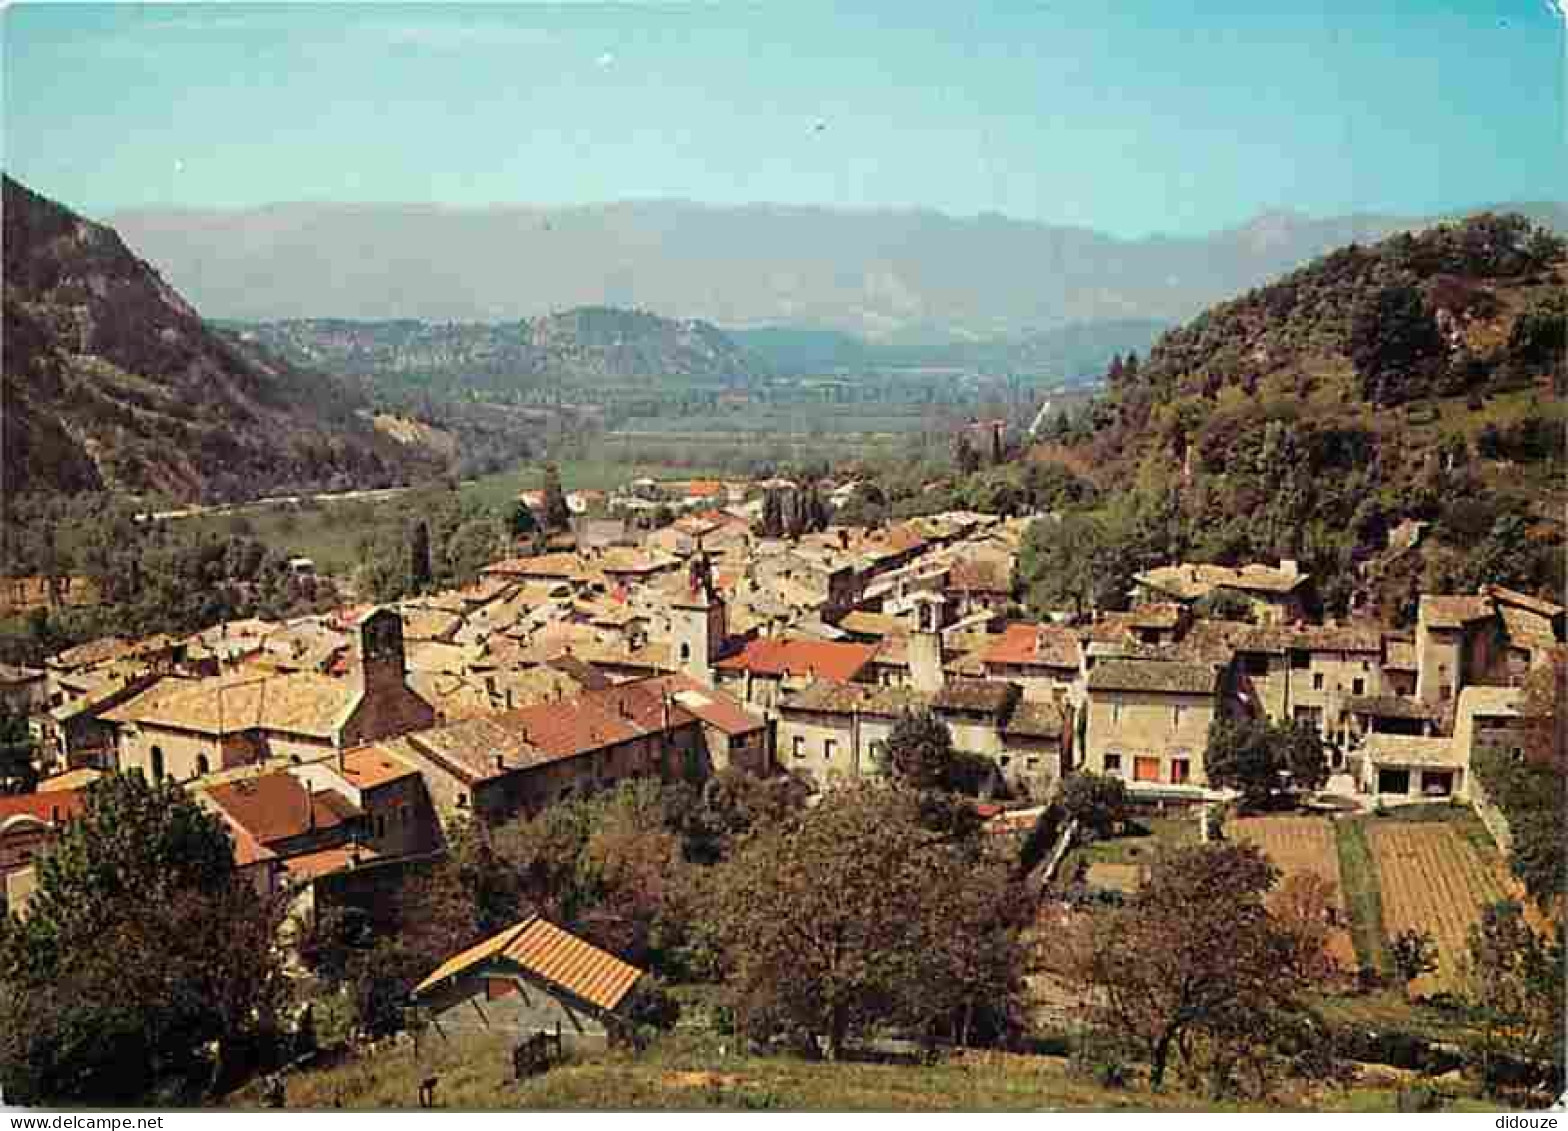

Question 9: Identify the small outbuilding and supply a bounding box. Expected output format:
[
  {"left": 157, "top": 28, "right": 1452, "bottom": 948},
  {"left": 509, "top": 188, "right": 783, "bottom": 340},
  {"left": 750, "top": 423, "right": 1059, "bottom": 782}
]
[{"left": 412, "top": 915, "right": 645, "bottom": 1048}]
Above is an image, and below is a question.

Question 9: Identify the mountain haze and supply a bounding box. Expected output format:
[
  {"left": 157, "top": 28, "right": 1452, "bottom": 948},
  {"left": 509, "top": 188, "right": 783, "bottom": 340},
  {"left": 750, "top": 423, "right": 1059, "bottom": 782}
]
[{"left": 110, "top": 200, "right": 1568, "bottom": 342}]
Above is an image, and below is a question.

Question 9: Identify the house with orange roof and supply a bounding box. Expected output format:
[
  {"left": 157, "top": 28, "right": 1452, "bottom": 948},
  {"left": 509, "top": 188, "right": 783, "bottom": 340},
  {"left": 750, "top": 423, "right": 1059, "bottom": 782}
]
[
  {"left": 412, "top": 915, "right": 647, "bottom": 1047},
  {"left": 712, "top": 637, "right": 877, "bottom": 713},
  {"left": 387, "top": 678, "right": 705, "bottom": 821},
  {"left": 1, "top": 788, "right": 86, "bottom": 916}
]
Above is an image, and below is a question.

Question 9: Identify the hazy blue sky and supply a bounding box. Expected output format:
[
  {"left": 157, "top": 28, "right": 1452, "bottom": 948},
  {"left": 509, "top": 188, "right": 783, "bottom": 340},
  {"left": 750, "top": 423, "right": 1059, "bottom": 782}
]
[{"left": 5, "top": 1, "right": 1564, "bottom": 236}]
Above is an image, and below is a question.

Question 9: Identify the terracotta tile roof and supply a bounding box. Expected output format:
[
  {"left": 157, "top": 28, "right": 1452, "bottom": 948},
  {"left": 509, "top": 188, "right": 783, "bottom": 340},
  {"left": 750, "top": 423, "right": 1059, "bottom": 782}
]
[
  {"left": 209, "top": 807, "right": 278, "bottom": 869},
  {"left": 103, "top": 671, "right": 357, "bottom": 739},
  {"left": 482, "top": 553, "right": 588, "bottom": 581},
  {"left": 1344, "top": 695, "right": 1436, "bottom": 720},
  {"left": 1363, "top": 733, "right": 1461, "bottom": 768},
  {"left": 0, "top": 788, "right": 86, "bottom": 827},
  {"left": 405, "top": 680, "right": 696, "bottom": 785},
  {"left": 35, "top": 768, "right": 103, "bottom": 792},
  {"left": 1136, "top": 561, "right": 1308, "bottom": 599},
  {"left": 1482, "top": 584, "right": 1564, "bottom": 619},
  {"left": 779, "top": 681, "right": 928, "bottom": 717},
  {"left": 838, "top": 611, "right": 907, "bottom": 639},
  {"left": 1420, "top": 595, "right": 1496, "bottom": 630},
  {"left": 982, "top": 623, "right": 1082, "bottom": 670},
  {"left": 1117, "top": 603, "right": 1187, "bottom": 629},
  {"left": 282, "top": 844, "right": 380, "bottom": 881},
  {"left": 1498, "top": 605, "right": 1559, "bottom": 650},
  {"left": 713, "top": 638, "right": 876, "bottom": 683},
  {"left": 204, "top": 771, "right": 362, "bottom": 846},
  {"left": 1002, "top": 699, "right": 1066, "bottom": 739},
  {"left": 49, "top": 636, "right": 135, "bottom": 670},
  {"left": 932, "top": 679, "right": 1019, "bottom": 716},
  {"left": 339, "top": 744, "right": 418, "bottom": 790},
  {"left": 414, "top": 914, "right": 643, "bottom": 1013},
  {"left": 948, "top": 559, "right": 1011, "bottom": 594},
  {"left": 1086, "top": 658, "right": 1219, "bottom": 696},
  {"left": 644, "top": 674, "right": 765, "bottom": 736}
]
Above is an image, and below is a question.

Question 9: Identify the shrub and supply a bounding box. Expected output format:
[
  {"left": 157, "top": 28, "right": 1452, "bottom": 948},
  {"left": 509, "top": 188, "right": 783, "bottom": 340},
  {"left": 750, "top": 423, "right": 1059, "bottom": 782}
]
[{"left": 1396, "top": 1085, "right": 1448, "bottom": 1112}]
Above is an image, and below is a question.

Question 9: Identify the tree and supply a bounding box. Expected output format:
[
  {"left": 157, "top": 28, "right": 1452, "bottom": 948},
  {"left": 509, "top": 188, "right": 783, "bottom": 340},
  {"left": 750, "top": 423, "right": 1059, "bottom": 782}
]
[
  {"left": 954, "top": 434, "right": 980, "bottom": 476},
  {"left": 0, "top": 772, "right": 286, "bottom": 1103},
  {"left": 759, "top": 489, "right": 785, "bottom": 538},
  {"left": 508, "top": 499, "right": 538, "bottom": 540},
  {"left": 878, "top": 710, "right": 958, "bottom": 793},
  {"left": 541, "top": 463, "right": 571, "bottom": 531},
  {"left": 1463, "top": 900, "right": 1565, "bottom": 1096},
  {"left": 1066, "top": 842, "right": 1328, "bottom": 1091},
  {"left": 1204, "top": 716, "right": 1327, "bottom": 809},
  {"left": 707, "top": 782, "right": 1024, "bottom": 1059},
  {"left": 1348, "top": 281, "right": 1444, "bottom": 405},
  {"left": 1059, "top": 772, "right": 1127, "bottom": 840},
  {"left": 0, "top": 708, "right": 39, "bottom": 793},
  {"left": 1018, "top": 514, "right": 1131, "bottom": 617},
  {"left": 1388, "top": 929, "right": 1439, "bottom": 996},
  {"left": 407, "top": 519, "right": 432, "bottom": 591}
]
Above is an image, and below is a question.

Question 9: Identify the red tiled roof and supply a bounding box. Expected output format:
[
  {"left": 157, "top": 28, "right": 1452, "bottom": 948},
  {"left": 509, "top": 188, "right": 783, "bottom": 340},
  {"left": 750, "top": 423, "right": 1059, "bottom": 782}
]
[
  {"left": 405, "top": 680, "right": 697, "bottom": 785},
  {"left": 644, "top": 673, "right": 765, "bottom": 735},
  {"left": 282, "top": 844, "right": 380, "bottom": 881},
  {"left": 0, "top": 789, "right": 85, "bottom": 827},
  {"left": 339, "top": 744, "right": 418, "bottom": 790},
  {"left": 982, "top": 623, "right": 1082, "bottom": 670},
  {"left": 713, "top": 637, "right": 876, "bottom": 683},
  {"left": 205, "top": 772, "right": 361, "bottom": 846}
]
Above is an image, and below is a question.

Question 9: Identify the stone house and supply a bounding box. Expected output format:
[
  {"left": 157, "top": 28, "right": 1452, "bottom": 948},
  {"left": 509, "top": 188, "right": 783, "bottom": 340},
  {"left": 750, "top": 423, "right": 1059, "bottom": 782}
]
[
  {"left": 0, "top": 788, "right": 86, "bottom": 917},
  {"left": 980, "top": 623, "right": 1083, "bottom": 704},
  {"left": 1131, "top": 560, "right": 1310, "bottom": 625},
  {"left": 644, "top": 674, "right": 771, "bottom": 776},
  {"left": 0, "top": 664, "right": 48, "bottom": 717},
  {"left": 103, "top": 608, "right": 435, "bottom": 784},
  {"left": 1081, "top": 659, "right": 1222, "bottom": 790},
  {"left": 413, "top": 915, "right": 645, "bottom": 1049},
  {"left": 712, "top": 637, "right": 877, "bottom": 714},
  {"left": 386, "top": 679, "right": 705, "bottom": 823},
  {"left": 1414, "top": 595, "right": 1497, "bottom": 706},
  {"left": 1358, "top": 734, "right": 1466, "bottom": 802}
]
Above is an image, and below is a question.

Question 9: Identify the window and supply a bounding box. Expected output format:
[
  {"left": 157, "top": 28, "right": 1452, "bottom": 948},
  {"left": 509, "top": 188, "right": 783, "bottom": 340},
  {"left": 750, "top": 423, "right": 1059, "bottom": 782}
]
[
  {"left": 792, "top": 736, "right": 805, "bottom": 760},
  {"left": 150, "top": 746, "right": 165, "bottom": 781},
  {"left": 680, "top": 641, "right": 691, "bottom": 662},
  {"left": 824, "top": 738, "right": 838, "bottom": 761},
  {"left": 1243, "top": 653, "right": 1269, "bottom": 676},
  {"left": 1171, "top": 758, "right": 1191, "bottom": 785},
  {"left": 1352, "top": 677, "right": 1365, "bottom": 696},
  {"left": 1104, "top": 753, "right": 1123, "bottom": 776},
  {"left": 1440, "top": 684, "right": 1452, "bottom": 701},
  {"left": 1111, "top": 702, "right": 1122, "bottom": 725},
  {"left": 1312, "top": 673, "right": 1324, "bottom": 691},
  {"left": 375, "top": 815, "right": 387, "bottom": 839},
  {"left": 1172, "top": 705, "right": 1185, "bottom": 729},
  {"left": 1026, "top": 757, "right": 1040, "bottom": 770},
  {"left": 1290, "top": 651, "right": 1310, "bottom": 670},
  {"left": 456, "top": 793, "right": 469, "bottom": 808},
  {"left": 999, "top": 755, "right": 1011, "bottom": 768},
  {"left": 195, "top": 753, "right": 211, "bottom": 777}
]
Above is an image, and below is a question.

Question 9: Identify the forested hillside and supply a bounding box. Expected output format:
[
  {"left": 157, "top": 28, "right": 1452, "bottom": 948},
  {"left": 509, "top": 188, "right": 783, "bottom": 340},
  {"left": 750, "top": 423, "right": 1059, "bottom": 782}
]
[
  {"left": 1, "top": 177, "right": 443, "bottom": 505},
  {"left": 1020, "top": 212, "right": 1567, "bottom": 621}
]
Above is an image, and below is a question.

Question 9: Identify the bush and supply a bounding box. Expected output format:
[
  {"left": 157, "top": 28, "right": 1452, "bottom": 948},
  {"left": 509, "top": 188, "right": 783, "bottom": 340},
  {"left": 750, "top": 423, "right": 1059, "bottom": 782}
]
[{"left": 1396, "top": 1085, "right": 1448, "bottom": 1112}]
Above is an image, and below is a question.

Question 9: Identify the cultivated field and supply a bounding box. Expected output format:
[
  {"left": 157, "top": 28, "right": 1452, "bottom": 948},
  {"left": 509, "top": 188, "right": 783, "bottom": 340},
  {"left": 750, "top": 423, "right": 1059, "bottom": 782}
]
[
  {"left": 1366, "top": 822, "right": 1510, "bottom": 996},
  {"left": 1232, "top": 816, "right": 1359, "bottom": 971}
]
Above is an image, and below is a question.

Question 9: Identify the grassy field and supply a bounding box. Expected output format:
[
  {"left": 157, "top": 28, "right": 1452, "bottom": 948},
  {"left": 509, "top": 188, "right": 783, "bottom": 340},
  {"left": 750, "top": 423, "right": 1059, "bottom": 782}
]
[{"left": 228, "top": 1030, "right": 1504, "bottom": 1113}]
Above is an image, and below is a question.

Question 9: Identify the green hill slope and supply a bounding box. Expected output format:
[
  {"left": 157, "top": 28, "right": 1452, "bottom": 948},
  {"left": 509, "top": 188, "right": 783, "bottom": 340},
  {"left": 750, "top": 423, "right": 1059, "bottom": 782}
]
[{"left": 2, "top": 176, "right": 443, "bottom": 505}]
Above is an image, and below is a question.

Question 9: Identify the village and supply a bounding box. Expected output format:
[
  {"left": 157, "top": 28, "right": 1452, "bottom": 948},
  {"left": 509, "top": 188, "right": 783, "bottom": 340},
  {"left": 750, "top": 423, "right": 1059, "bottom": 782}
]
[{"left": 0, "top": 467, "right": 1559, "bottom": 1089}]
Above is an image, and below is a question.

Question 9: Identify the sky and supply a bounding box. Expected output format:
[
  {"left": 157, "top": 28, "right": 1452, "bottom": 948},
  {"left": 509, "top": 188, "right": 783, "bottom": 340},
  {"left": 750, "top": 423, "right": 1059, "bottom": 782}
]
[{"left": 3, "top": 1, "right": 1565, "bottom": 237}]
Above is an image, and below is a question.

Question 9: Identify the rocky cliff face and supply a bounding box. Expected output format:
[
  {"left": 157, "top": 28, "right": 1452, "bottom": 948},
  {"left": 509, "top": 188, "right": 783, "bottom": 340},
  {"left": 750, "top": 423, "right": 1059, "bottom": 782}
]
[{"left": 2, "top": 176, "right": 443, "bottom": 504}]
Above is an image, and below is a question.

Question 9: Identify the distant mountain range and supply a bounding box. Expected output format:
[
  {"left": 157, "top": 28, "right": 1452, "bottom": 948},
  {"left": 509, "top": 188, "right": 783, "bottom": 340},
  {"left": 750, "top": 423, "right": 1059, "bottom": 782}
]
[
  {"left": 2, "top": 177, "right": 443, "bottom": 503},
  {"left": 234, "top": 307, "right": 767, "bottom": 399},
  {"left": 110, "top": 199, "right": 1568, "bottom": 343}
]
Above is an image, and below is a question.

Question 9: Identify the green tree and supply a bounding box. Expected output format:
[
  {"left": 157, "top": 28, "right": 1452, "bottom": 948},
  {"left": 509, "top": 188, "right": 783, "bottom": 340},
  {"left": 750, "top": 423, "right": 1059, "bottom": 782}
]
[
  {"left": 0, "top": 708, "right": 39, "bottom": 794},
  {"left": 1348, "top": 281, "right": 1443, "bottom": 406},
  {"left": 759, "top": 489, "right": 785, "bottom": 538},
  {"left": 1059, "top": 772, "right": 1128, "bottom": 840},
  {"left": 1463, "top": 900, "right": 1565, "bottom": 1096},
  {"left": 954, "top": 434, "right": 980, "bottom": 476},
  {"left": 1204, "top": 717, "right": 1327, "bottom": 809},
  {"left": 408, "top": 519, "right": 432, "bottom": 591},
  {"left": 1387, "top": 928, "right": 1439, "bottom": 996},
  {"left": 707, "top": 781, "right": 1024, "bottom": 1059},
  {"left": 0, "top": 772, "right": 286, "bottom": 1103},
  {"left": 1066, "top": 842, "right": 1327, "bottom": 1091},
  {"left": 541, "top": 463, "right": 571, "bottom": 531},
  {"left": 1018, "top": 514, "right": 1131, "bottom": 617},
  {"left": 878, "top": 710, "right": 958, "bottom": 792}
]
